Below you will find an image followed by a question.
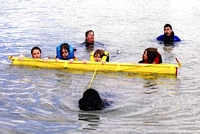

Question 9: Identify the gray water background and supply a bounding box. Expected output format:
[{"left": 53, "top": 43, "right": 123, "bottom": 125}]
[{"left": 0, "top": 0, "right": 200, "bottom": 133}]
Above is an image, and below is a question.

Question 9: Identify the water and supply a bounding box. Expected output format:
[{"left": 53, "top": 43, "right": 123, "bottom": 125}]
[{"left": 1, "top": 0, "right": 200, "bottom": 133}]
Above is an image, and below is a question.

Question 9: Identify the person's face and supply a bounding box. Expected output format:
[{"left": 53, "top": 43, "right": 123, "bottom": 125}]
[
  {"left": 86, "top": 32, "right": 94, "bottom": 43},
  {"left": 164, "top": 27, "right": 173, "bottom": 36},
  {"left": 32, "top": 49, "right": 41, "bottom": 58},
  {"left": 94, "top": 53, "right": 101, "bottom": 62},
  {"left": 62, "top": 49, "right": 69, "bottom": 59},
  {"left": 143, "top": 50, "right": 148, "bottom": 60}
]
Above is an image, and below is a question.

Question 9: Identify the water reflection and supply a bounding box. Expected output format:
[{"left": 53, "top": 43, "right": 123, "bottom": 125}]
[
  {"left": 126, "top": 72, "right": 177, "bottom": 79},
  {"left": 85, "top": 45, "right": 95, "bottom": 53},
  {"left": 164, "top": 43, "right": 175, "bottom": 47},
  {"left": 143, "top": 81, "right": 158, "bottom": 89},
  {"left": 157, "top": 41, "right": 175, "bottom": 52},
  {"left": 163, "top": 45, "right": 174, "bottom": 53},
  {"left": 78, "top": 113, "right": 100, "bottom": 130}
]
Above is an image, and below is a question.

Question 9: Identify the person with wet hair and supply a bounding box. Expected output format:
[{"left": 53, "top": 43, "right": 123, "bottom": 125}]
[
  {"left": 55, "top": 43, "right": 77, "bottom": 62},
  {"left": 138, "top": 47, "right": 162, "bottom": 64},
  {"left": 90, "top": 49, "right": 109, "bottom": 62},
  {"left": 79, "top": 30, "right": 105, "bottom": 52},
  {"left": 31, "top": 46, "right": 42, "bottom": 58},
  {"left": 82, "top": 49, "right": 109, "bottom": 64},
  {"left": 84, "top": 30, "right": 95, "bottom": 46},
  {"left": 157, "top": 24, "right": 181, "bottom": 43},
  {"left": 18, "top": 46, "right": 49, "bottom": 62}
]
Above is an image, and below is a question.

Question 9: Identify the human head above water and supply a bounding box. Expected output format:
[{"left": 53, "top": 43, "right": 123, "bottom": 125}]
[
  {"left": 31, "top": 47, "right": 42, "bottom": 58},
  {"left": 85, "top": 30, "right": 94, "bottom": 44},
  {"left": 60, "top": 43, "right": 70, "bottom": 59},
  {"left": 93, "top": 49, "right": 106, "bottom": 62},
  {"left": 164, "top": 24, "right": 172, "bottom": 30},
  {"left": 163, "top": 24, "right": 174, "bottom": 37},
  {"left": 143, "top": 47, "right": 161, "bottom": 63}
]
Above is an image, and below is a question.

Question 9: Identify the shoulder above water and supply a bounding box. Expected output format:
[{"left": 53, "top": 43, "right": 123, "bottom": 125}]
[{"left": 157, "top": 34, "right": 181, "bottom": 42}]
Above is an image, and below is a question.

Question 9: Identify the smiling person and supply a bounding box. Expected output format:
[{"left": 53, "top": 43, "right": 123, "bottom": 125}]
[{"left": 157, "top": 24, "right": 181, "bottom": 44}]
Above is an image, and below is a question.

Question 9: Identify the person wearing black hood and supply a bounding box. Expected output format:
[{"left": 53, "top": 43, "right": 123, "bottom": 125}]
[{"left": 157, "top": 24, "right": 181, "bottom": 44}]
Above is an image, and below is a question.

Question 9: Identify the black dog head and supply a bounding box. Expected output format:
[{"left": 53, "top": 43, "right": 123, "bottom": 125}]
[{"left": 79, "top": 88, "right": 103, "bottom": 111}]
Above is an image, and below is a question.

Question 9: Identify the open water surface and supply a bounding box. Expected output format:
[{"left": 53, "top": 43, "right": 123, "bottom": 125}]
[{"left": 1, "top": 0, "right": 200, "bottom": 133}]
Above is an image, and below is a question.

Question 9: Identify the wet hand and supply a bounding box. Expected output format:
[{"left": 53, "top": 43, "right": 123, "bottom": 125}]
[
  {"left": 82, "top": 60, "right": 87, "bottom": 64},
  {"left": 18, "top": 54, "right": 25, "bottom": 61},
  {"left": 43, "top": 58, "right": 49, "bottom": 62},
  {"left": 101, "top": 61, "right": 106, "bottom": 65},
  {"left": 69, "top": 59, "right": 74, "bottom": 64},
  {"left": 55, "top": 58, "right": 59, "bottom": 62}
]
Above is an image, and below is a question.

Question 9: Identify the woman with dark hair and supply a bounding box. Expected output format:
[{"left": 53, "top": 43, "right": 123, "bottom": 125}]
[
  {"left": 84, "top": 30, "right": 95, "bottom": 45},
  {"left": 55, "top": 43, "right": 77, "bottom": 62},
  {"left": 18, "top": 46, "right": 49, "bottom": 62},
  {"left": 79, "top": 30, "right": 105, "bottom": 52},
  {"left": 31, "top": 46, "right": 42, "bottom": 58},
  {"left": 138, "top": 47, "right": 162, "bottom": 64}
]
